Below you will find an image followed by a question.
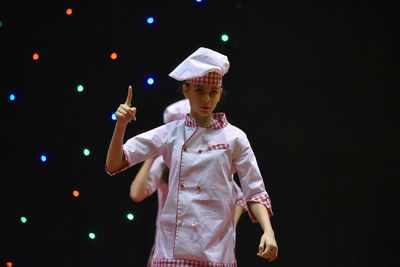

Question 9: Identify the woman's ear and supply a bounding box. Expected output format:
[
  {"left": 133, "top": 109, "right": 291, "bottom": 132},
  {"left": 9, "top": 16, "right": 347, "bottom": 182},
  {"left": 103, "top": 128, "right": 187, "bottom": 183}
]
[
  {"left": 182, "top": 83, "right": 189, "bottom": 98},
  {"left": 217, "top": 87, "right": 223, "bottom": 102}
]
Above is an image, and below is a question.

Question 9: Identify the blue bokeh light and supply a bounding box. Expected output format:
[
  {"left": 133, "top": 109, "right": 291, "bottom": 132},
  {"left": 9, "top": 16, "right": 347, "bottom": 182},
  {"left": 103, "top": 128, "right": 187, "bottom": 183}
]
[
  {"left": 9, "top": 94, "right": 16, "bottom": 101},
  {"left": 111, "top": 113, "right": 117, "bottom": 121},
  {"left": 147, "top": 17, "right": 154, "bottom": 24},
  {"left": 147, "top": 77, "right": 155, "bottom": 85},
  {"left": 40, "top": 155, "right": 47, "bottom": 162}
]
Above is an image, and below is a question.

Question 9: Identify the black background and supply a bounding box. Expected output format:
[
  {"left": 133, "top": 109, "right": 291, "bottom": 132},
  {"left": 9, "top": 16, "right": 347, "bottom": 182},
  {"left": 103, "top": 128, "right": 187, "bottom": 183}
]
[{"left": 1, "top": 1, "right": 399, "bottom": 266}]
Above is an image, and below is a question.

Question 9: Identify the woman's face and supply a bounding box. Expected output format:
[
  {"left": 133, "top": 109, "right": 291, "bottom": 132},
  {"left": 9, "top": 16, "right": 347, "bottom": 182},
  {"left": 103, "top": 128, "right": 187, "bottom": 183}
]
[{"left": 183, "top": 83, "right": 222, "bottom": 119}]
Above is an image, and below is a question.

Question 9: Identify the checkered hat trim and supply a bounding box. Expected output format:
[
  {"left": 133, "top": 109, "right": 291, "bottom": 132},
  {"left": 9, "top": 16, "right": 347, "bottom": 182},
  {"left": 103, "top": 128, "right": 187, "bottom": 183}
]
[{"left": 186, "top": 72, "right": 223, "bottom": 86}]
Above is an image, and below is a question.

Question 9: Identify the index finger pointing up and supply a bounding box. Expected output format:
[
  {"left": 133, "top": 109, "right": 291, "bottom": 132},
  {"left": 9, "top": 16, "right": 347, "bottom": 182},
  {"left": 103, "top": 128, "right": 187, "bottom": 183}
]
[{"left": 125, "top": 85, "right": 133, "bottom": 107}]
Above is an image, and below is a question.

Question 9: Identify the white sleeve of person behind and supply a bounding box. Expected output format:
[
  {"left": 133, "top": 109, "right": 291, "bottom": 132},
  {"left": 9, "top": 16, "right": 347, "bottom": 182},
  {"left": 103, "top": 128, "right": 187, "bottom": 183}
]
[
  {"left": 146, "top": 155, "right": 165, "bottom": 196},
  {"left": 233, "top": 180, "right": 248, "bottom": 211}
]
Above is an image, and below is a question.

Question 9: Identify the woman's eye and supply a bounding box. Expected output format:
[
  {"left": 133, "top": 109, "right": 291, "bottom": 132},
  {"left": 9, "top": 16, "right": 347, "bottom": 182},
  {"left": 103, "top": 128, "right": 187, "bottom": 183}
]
[{"left": 195, "top": 89, "right": 203, "bottom": 93}]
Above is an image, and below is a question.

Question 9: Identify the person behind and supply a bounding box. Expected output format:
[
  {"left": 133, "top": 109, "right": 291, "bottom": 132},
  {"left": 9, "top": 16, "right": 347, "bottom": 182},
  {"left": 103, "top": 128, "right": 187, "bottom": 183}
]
[
  {"left": 106, "top": 47, "right": 278, "bottom": 266},
  {"left": 129, "top": 98, "right": 248, "bottom": 266}
]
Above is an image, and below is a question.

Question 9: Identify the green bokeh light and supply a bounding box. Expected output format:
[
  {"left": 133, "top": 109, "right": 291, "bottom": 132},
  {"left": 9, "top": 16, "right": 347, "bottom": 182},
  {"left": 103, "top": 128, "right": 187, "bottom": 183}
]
[
  {"left": 77, "top": 84, "right": 84, "bottom": 92},
  {"left": 88, "top": 232, "right": 96, "bottom": 239},
  {"left": 83, "top": 148, "right": 90, "bottom": 156},
  {"left": 127, "top": 213, "right": 135, "bottom": 221},
  {"left": 221, "top": 34, "right": 229, "bottom": 42}
]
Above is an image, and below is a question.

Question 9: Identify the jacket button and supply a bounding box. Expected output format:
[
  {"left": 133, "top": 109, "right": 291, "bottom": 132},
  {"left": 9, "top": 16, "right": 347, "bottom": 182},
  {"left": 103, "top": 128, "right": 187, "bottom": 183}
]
[
  {"left": 182, "top": 146, "right": 187, "bottom": 152},
  {"left": 196, "top": 186, "right": 202, "bottom": 191},
  {"left": 180, "top": 183, "right": 185, "bottom": 189},
  {"left": 177, "top": 220, "right": 182, "bottom": 226}
]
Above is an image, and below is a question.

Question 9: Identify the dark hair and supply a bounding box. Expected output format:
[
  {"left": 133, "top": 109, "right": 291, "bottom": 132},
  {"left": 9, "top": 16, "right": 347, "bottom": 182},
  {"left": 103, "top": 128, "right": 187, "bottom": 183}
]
[{"left": 161, "top": 165, "right": 169, "bottom": 185}]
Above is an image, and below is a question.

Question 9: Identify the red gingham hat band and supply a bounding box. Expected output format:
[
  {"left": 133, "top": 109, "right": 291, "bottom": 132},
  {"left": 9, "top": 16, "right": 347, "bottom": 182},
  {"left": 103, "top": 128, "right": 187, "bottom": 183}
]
[{"left": 186, "top": 72, "right": 223, "bottom": 86}]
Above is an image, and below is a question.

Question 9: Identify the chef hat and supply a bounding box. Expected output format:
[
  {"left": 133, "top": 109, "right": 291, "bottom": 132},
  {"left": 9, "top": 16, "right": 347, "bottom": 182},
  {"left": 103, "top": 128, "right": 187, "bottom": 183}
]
[
  {"left": 168, "top": 47, "right": 230, "bottom": 86},
  {"left": 163, "top": 98, "right": 190, "bottom": 124}
]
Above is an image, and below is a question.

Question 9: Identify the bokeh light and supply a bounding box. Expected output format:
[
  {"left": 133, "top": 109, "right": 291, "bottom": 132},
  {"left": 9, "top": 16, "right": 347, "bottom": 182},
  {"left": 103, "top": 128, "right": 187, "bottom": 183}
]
[
  {"left": 73, "top": 190, "right": 80, "bottom": 197},
  {"left": 20, "top": 216, "right": 27, "bottom": 223},
  {"left": 6, "top": 262, "right": 13, "bottom": 267},
  {"left": 110, "top": 52, "right": 118, "bottom": 60},
  {"left": 146, "top": 77, "right": 154, "bottom": 85},
  {"left": 32, "top": 53, "right": 39, "bottom": 60},
  {"left": 0, "top": 21, "right": 4, "bottom": 28},
  {"left": 126, "top": 213, "right": 135, "bottom": 221},
  {"left": 146, "top": 17, "right": 154, "bottom": 24},
  {"left": 221, "top": 34, "right": 229, "bottom": 42},
  {"left": 66, "top": 8, "right": 73, "bottom": 15},
  {"left": 9, "top": 94, "right": 16, "bottom": 101},
  {"left": 88, "top": 232, "right": 96, "bottom": 239},
  {"left": 111, "top": 113, "right": 117, "bottom": 121},
  {"left": 83, "top": 148, "right": 90, "bottom": 156},
  {"left": 77, "top": 84, "right": 84, "bottom": 92},
  {"left": 40, "top": 154, "right": 47, "bottom": 162}
]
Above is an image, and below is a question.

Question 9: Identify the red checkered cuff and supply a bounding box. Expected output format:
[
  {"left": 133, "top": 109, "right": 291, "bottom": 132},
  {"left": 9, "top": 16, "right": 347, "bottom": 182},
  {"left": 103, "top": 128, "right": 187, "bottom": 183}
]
[
  {"left": 247, "top": 192, "right": 273, "bottom": 223},
  {"left": 235, "top": 197, "right": 248, "bottom": 212}
]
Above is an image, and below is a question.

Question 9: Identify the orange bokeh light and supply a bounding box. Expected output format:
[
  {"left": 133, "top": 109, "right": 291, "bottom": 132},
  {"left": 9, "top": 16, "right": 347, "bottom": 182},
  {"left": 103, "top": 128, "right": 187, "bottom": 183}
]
[
  {"left": 32, "top": 53, "right": 39, "bottom": 60},
  {"left": 66, "top": 8, "right": 73, "bottom": 15},
  {"left": 110, "top": 52, "right": 118, "bottom": 60},
  {"left": 6, "top": 262, "right": 13, "bottom": 267},
  {"left": 73, "top": 190, "right": 80, "bottom": 197}
]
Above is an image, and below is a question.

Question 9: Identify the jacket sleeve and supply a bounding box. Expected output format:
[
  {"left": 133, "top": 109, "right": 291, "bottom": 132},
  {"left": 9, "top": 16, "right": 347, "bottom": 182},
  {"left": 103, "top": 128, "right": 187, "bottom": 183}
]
[
  {"left": 107, "top": 124, "right": 170, "bottom": 176},
  {"left": 233, "top": 134, "right": 273, "bottom": 222}
]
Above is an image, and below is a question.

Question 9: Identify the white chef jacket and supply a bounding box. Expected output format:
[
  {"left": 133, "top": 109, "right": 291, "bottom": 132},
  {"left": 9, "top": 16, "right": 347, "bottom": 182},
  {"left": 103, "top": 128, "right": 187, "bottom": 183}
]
[
  {"left": 145, "top": 155, "right": 248, "bottom": 267},
  {"left": 146, "top": 156, "right": 248, "bottom": 229},
  {"left": 110, "top": 113, "right": 272, "bottom": 267}
]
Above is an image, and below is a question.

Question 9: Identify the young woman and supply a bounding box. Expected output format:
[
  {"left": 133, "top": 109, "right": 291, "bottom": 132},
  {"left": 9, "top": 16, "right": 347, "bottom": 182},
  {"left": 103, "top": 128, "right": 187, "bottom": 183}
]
[
  {"left": 106, "top": 47, "right": 278, "bottom": 267},
  {"left": 129, "top": 98, "right": 248, "bottom": 266}
]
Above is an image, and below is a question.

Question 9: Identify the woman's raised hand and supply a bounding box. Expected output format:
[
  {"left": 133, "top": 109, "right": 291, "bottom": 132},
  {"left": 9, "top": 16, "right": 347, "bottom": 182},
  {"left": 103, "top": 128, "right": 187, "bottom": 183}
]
[{"left": 115, "top": 85, "right": 137, "bottom": 126}]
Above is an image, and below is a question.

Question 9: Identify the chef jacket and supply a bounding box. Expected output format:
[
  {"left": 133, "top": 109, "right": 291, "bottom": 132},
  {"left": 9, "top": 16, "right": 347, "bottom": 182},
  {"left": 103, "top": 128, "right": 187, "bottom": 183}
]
[
  {"left": 109, "top": 113, "right": 272, "bottom": 267},
  {"left": 146, "top": 156, "right": 248, "bottom": 229}
]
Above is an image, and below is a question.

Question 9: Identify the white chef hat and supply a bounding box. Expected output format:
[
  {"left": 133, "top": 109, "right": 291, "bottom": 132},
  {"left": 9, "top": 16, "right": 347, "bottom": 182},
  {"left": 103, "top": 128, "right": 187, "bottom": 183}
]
[
  {"left": 168, "top": 47, "right": 230, "bottom": 86},
  {"left": 163, "top": 98, "right": 190, "bottom": 124}
]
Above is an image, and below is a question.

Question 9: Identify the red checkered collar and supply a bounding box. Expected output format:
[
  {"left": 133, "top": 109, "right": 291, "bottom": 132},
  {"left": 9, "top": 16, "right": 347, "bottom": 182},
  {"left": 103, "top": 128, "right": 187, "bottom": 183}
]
[{"left": 184, "top": 113, "right": 228, "bottom": 129}]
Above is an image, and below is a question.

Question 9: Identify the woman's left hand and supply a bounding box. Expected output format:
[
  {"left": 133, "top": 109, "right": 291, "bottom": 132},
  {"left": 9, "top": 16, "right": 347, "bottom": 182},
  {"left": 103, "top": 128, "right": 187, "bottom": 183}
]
[{"left": 257, "top": 231, "right": 278, "bottom": 262}]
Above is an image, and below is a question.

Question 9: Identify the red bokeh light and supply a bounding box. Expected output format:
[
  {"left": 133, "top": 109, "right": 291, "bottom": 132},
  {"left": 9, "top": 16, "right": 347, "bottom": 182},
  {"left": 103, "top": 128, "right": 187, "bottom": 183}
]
[
  {"left": 110, "top": 52, "right": 118, "bottom": 60},
  {"left": 32, "top": 53, "right": 39, "bottom": 60}
]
